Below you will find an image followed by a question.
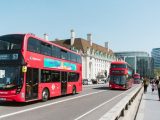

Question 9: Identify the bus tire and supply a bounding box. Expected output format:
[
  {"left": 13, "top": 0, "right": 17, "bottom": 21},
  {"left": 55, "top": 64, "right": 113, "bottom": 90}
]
[
  {"left": 72, "top": 86, "right": 76, "bottom": 95},
  {"left": 42, "top": 88, "right": 49, "bottom": 102}
]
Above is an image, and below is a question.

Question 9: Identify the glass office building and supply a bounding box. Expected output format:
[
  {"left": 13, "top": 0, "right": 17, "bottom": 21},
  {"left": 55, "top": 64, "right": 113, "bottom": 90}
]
[
  {"left": 115, "top": 51, "right": 154, "bottom": 78},
  {"left": 151, "top": 48, "right": 160, "bottom": 69}
]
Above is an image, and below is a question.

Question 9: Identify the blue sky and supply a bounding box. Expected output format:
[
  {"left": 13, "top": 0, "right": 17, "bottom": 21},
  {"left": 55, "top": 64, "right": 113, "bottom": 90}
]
[{"left": 0, "top": 0, "right": 160, "bottom": 54}]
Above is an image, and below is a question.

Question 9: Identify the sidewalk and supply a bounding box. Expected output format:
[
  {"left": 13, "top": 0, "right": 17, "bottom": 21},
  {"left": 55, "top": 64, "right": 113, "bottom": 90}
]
[{"left": 136, "top": 85, "right": 160, "bottom": 120}]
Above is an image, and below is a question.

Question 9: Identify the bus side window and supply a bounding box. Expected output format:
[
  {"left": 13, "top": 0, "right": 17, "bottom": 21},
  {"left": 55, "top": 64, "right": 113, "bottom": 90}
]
[
  {"left": 51, "top": 71, "right": 60, "bottom": 82},
  {"left": 71, "top": 53, "right": 76, "bottom": 62},
  {"left": 41, "top": 70, "right": 51, "bottom": 83},
  {"left": 68, "top": 72, "right": 79, "bottom": 82},
  {"left": 27, "top": 38, "right": 40, "bottom": 53},
  {"left": 52, "top": 46, "right": 57, "bottom": 57},
  {"left": 40, "top": 42, "right": 52, "bottom": 56},
  {"left": 67, "top": 52, "right": 71, "bottom": 61},
  {"left": 77, "top": 55, "right": 82, "bottom": 63},
  {"left": 41, "top": 70, "right": 46, "bottom": 83},
  {"left": 61, "top": 49, "right": 67, "bottom": 60},
  {"left": 52, "top": 46, "right": 61, "bottom": 58}
]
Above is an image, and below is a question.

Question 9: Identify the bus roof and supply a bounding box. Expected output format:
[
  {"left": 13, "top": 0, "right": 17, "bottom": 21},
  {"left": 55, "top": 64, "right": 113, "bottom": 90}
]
[
  {"left": 24, "top": 33, "right": 80, "bottom": 55},
  {"left": 111, "top": 61, "right": 132, "bottom": 69},
  {"left": 111, "top": 61, "right": 127, "bottom": 64},
  {"left": 0, "top": 33, "right": 80, "bottom": 56}
]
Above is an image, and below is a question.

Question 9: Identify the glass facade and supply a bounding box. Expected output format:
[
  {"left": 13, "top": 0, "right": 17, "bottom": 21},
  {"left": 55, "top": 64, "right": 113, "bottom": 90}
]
[
  {"left": 115, "top": 51, "right": 154, "bottom": 78},
  {"left": 125, "top": 57, "right": 135, "bottom": 69},
  {"left": 151, "top": 48, "right": 160, "bottom": 69},
  {"left": 136, "top": 57, "right": 154, "bottom": 78},
  {"left": 115, "top": 51, "right": 149, "bottom": 58}
]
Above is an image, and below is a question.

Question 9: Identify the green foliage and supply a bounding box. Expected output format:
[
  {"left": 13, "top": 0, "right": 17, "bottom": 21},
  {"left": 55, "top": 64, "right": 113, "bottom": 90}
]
[{"left": 154, "top": 68, "right": 160, "bottom": 77}]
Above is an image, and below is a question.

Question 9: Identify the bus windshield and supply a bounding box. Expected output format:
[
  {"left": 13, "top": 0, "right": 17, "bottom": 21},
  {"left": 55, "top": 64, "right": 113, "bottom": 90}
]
[
  {"left": 110, "top": 75, "right": 126, "bottom": 85},
  {"left": 111, "top": 64, "right": 127, "bottom": 68},
  {"left": 0, "top": 67, "right": 22, "bottom": 90},
  {"left": 0, "top": 35, "right": 24, "bottom": 51},
  {"left": 134, "top": 78, "right": 140, "bottom": 80}
]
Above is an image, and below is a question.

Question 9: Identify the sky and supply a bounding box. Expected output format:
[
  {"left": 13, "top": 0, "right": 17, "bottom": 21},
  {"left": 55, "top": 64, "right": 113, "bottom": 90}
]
[{"left": 0, "top": 0, "right": 160, "bottom": 54}]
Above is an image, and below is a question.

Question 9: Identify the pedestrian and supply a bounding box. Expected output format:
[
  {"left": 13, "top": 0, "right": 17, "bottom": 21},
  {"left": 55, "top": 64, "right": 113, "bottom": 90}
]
[
  {"left": 151, "top": 82, "right": 155, "bottom": 93},
  {"left": 143, "top": 77, "right": 149, "bottom": 93},
  {"left": 156, "top": 77, "right": 160, "bottom": 100},
  {"left": 155, "top": 77, "right": 159, "bottom": 86}
]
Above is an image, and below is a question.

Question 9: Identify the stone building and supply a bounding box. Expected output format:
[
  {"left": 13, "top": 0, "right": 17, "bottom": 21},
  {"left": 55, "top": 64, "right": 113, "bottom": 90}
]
[{"left": 51, "top": 30, "right": 116, "bottom": 79}]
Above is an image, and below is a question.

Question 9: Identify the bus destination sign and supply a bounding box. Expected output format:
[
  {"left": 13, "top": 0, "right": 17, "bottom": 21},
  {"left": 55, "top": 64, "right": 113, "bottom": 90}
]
[{"left": 0, "top": 54, "right": 19, "bottom": 60}]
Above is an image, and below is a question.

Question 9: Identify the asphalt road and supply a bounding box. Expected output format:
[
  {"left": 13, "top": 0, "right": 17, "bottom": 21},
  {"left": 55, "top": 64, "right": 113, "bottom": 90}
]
[{"left": 0, "top": 84, "right": 139, "bottom": 120}]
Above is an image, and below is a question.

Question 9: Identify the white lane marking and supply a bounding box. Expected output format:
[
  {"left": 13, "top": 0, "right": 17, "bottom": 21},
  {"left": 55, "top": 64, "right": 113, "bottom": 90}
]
[
  {"left": 0, "top": 90, "right": 106, "bottom": 119},
  {"left": 75, "top": 86, "right": 137, "bottom": 120}
]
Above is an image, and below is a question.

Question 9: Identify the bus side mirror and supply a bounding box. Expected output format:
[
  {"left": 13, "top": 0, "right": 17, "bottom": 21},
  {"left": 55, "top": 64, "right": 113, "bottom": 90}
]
[{"left": 22, "top": 66, "right": 27, "bottom": 72}]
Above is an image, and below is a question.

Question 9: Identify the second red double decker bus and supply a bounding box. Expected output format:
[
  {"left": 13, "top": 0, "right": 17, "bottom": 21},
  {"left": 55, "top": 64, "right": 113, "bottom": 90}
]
[
  {"left": 0, "top": 33, "right": 82, "bottom": 102},
  {"left": 133, "top": 73, "right": 141, "bottom": 84},
  {"left": 109, "top": 61, "right": 133, "bottom": 90}
]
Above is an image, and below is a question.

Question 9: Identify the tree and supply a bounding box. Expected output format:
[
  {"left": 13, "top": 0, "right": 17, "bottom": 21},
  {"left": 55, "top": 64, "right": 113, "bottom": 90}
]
[{"left": 154, "top": 68, "right": 160, "bottom": 78}]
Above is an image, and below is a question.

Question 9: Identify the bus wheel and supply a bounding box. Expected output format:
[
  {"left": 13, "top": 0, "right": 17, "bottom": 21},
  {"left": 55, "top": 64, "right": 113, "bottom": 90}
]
[
  {"left": 72, "top": 86, "right": 76, "bottom": 95},
  {"left": 42, "top": 89, "right": 49, "bottom": 102}
]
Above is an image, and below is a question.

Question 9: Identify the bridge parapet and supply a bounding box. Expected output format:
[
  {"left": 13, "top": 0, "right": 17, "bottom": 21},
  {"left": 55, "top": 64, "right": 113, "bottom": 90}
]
[{"left": 99, "top": 85, "right": 143, "bottom": 120}]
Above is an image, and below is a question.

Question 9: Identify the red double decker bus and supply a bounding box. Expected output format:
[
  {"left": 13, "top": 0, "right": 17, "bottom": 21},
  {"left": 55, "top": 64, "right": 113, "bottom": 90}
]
[
  {"left": 133, "top": 73, "right": 141, "bottom": 84},
  {"left": 109, "top": 61, "right": 133, "bottom": 90},
  {"left": 0, "top": 33, "right": 82, "bottom": 102}
]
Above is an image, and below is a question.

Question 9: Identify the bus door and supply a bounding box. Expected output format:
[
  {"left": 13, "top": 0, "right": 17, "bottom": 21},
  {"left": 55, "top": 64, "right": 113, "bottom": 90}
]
[
  {"left": 61, "top": 72, "right": 67, "bottom": 95},
  {"left": 26, "top": 68, "right": 39, "bottom": 100}
]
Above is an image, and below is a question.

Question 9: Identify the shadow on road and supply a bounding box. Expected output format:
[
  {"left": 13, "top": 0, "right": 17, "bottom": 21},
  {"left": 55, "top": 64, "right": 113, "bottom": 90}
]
[
  {"left": 0, "top": 93, "right": 79, "bottom": 107},
  {"left": 144, "top": 98, "right": 159, "bottom": 101},
  {"left": 0, "top": 101, "right": 39, "bottom": 107},
  {"left": 93, "top": 86, "right": 110, "bottom": 90},
  {"left": 93, "top": 86, "right": 127, "bottom": 91}
]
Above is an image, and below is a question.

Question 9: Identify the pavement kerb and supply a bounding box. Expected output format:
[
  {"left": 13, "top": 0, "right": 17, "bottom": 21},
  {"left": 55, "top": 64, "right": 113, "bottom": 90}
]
[{"left": 135, "top": 91, "right": 145, "bottom": 120}]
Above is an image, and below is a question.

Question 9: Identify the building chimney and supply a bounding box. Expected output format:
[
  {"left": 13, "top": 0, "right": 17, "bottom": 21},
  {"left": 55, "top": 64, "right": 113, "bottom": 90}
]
[
  {"left": 55, "top": 38, "right": 59, "bottom": 41},
  {"left": 87, "top": 33, "right": 92, "bottom": 46},
  {"left": 44, "top": 33, "right": 48, "bottom": 40},
  {"left": 70, "top": 29, "right": 75, "bottom": 46},
  {"left": 105, "top": 42, "right": 109, "bottom": 51}
]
